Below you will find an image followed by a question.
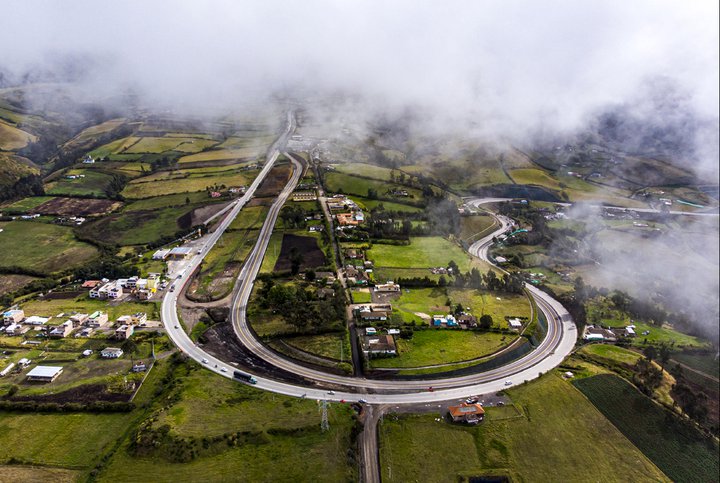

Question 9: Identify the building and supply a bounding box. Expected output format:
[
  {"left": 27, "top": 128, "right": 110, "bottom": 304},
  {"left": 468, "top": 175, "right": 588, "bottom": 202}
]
[
  {"left": 82, "top": 280, "right": 102, "bottom": 289},
  {"left": 317, "top": 288, "right": 335, "bottom": 299},
  {"left": 69, "top": 313, "right": 89, "bottom": 325},
  {"left": 26, "top": 366, "right": 64, "bottom": 383},
  {"left": 365, "top": 327, "right": 377, "bottom": 335},
  {"left": 4, "top": 323, "right": 27, "bottom": 336},
  {"left": 361, "top": 335, "right": 397, "bottom": 356},
  {"left": 87, "top": 311, "right": 109, "bottom": 328},
  {"left": 3, "top": 309, "right": 24, "bottom": 324},
  {"left": 101, "top": 347, "right": 124, "bottom": 359},
  {"left": 132, "top": 361, "right": 147, "bottom": 372},
  {"left": 17, "top": 358, "right": 31, "bottom": 368},
  {"left": 360, "top": 311, "right": 389, "bottom": 322},
  {"left": 90, "top": 280, "right": 122, "bottom": 299},
  {"left": 292, "top": 190, "right": 317, "bottom": 202},
  {"left": 152, "top": 249, "right": 170, "bottom": 260},
  {"left": 375, "top": 282, "right": 400, "bottom": 293},
  {"left": 448, "top": 403, "right": 485, "bottom": 424},
  {"left": 584, "top": 325, "right": 617, "bottom": 342},
  {"left": 0, "top": 363, "right": 16, "bottom": 377},
  {"left": 336, "top": 213, "right": 358, "bottom": 226},
  {"left": 387, "top": 328, "right": 400, "bottom": 335},
  {"left": 49, "top": 321, "right": 73, "bottom": 338},
  {"left": 115, "top": 324, "right": 134, "bottom": 340},
  {"left": 508, "top": 318, "right": 523, "bottom": 330},
  {"left": 168, "top": 246, "right": 193, "bottom": 260},
  {"left": 24, "top": 316, "right": 50, "bottom": 326}
]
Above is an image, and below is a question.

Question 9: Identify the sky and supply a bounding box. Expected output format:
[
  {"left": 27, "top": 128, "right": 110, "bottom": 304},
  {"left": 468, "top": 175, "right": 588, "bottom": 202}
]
[{"left": 2, "top": 1, "right": 718, "bottom": 149}]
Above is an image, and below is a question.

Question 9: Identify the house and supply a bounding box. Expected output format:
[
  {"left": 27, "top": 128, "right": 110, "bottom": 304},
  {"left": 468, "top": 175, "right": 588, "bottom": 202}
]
[
  {"left": 375, "top": 282, "right": 400, "bottom": 293},
  {"left": 26, "top": 366, "right": 63, "bottom": 383},
  {"left": 360, "top": 311, "right": 389, "bottom": 322},
  {"left": 336, "top": 213, "right": 358, "bottom": 226},
  {"left": 152, "top": 249, "right": 170, "bottom": 260},
  {"left": 24, "top": 316, "right": 50, "bottom": 326},
  {"left": 508, "top": 318, "right": 523, "bottom": 330},
  {"left": 115, "top": 325, "right": 134, "bottom": 340},
  {"left": 317, "top": 288, "right": 335, "bottom": 299},
  {"left": 361, "top": 335, "right": 397, "bottom": 356},
  {"left": 209, "top": 191, "right": 222, "bottom": 198},
  {"left": 584, "top": 325, "right": 616, "bottom": 342},
  {"left": 82, "top": 155, "right": 95, "bottom": 164},
  {"left": 87, "top": 311, "right": 109, "bottom": 328},
  {"left": 458, "top": 314, "right": 477, "bottom": 328},
  {"left": 0, "top": 363, "right": 15, "bottom": 377},
  {"left": 76, "top": 327, "right": 94, "bottom": 338},
  {"left": 345, "top": 249, "right": 361, "bottom": 259},
  {"left": 82, "top": 349, "right": 93, "bottom": 357},
  {"left": 69, "top": 313, "right": 89, "bottom": 325},
  {"left": 101, "top": 347, "right": 124, "bottom": 359},
  {"left": 168, "top": 246, "right": 193, "bottom": 260},
  {"left": 3, "top": 309, "right": 24, "bottom": 324},
  {"left": 132, "top": 361, "right": 147, "bottom": 372},
  {"left": 5, "top": 323, "right": 25, "bottom": 336},
  {"left": 625, "top": 326, "right": 636, "bottom": 337},
  {"left": 314, "top": 271, "right": 336, "bottom": 284},
  {"left": 90, "top": 280, "right": 122, "bottom": 299},
  {"left": 432, "top": 315, "right": 446, "bottom": 327},
  {"left": 308, "top": 225, "right": 324, "bottom": 232},
  {"left": 448, "top": 403, "right": 485, "bottom": 424},
  {"left": 49, "top": 321, "right": 74, "bottom": 338},
  {"left": 17, "top": 358, "right": 31, "bottom": 368},
  {"left": 82, "top": 280, "right": 102, "bottom": 289}
]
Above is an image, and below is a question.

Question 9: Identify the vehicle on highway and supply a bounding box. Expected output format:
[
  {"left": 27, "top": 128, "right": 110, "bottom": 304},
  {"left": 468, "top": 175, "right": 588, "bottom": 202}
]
[
  {"left": 220, "top": 367, "right": 227, "bottom": 372},
  {"left": 169, "top": 285, "right": 175, "bottom": 292},
  {"left": 202, "top": 358, "right": 208, "bottom": 364},
  {"left": 504, "top": 380, "right": 513, "bottom": 386},
  {"left": 174, "top": 325, "right": 179, "bottom": 329},
  {"left": 327, "top": 390, "right": 335, "bottom": 395},
  {"left": 466, "top": 397, "right": 479, "bottom": 404},
  {"left": 358, "top": 398, "right": 368, "bottom": 404},
  {"left": 233, "top": 370, "right": 258, "bottom": 384},
  {"left": 428, "top": 386, "right": 434, "bottom": 392}
]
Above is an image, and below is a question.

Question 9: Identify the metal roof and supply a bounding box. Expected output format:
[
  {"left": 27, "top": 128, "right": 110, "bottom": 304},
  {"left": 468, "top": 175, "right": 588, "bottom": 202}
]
[{"left": 26, "top": 366, "right": 63, "bottom": 378}]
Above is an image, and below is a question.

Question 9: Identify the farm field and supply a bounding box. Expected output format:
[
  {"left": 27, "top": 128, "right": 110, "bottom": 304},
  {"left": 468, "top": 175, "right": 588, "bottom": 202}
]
[
  {"left": 125, "top": 136, "right": 218, "bottom": 154},
  {"left": 459, "top": 214, "right": 497, "bottom": 242},
  {"left": 367, "top": 237, "right": 480, "bottom": 273},
  {"left": 34, "top": 196, "right": 122, "bottom": 216},
  {"left": 379, "top": 374, "right": 669, "bottom": 482},
  {"left": 281, "top": 332, "right": 350, "bottom": 361},
  {"left": 98, "top": 360, "right": 356, "bottom": 483},
  {"left": 0, "top": 466, "right": 79, "bottom": 483},
  {"left": 371, "top": 330, "right": 513, "bottom": 368},
  {"left": 45, "top": 169, "right": 116, "bottom": 197},
  {"left": 671, "top": 351, "right": 720, "bottom": 378},
  {"left": 77, "top": 204, "right": 195, "bottom": 246},
  {"left": 228, "top": 205, "right": 270, "bottom": 230},
  {"left": 88, "top": 136, "right": 141, "bottom": 158},
  {"left": 333, "top": 162, "right": 395, "bottom": 181},
  {"left": 349, "top": 196, "right": 423, "bottom": 213},
  {"left": 578, "top": 343, "right": 642, "bottom": 366},
  {"left": 123, "top": 191, "right": 210, "bottom": 211},
  {"left": 18, "top": 296, "right": 160, "bottom": 323},
  {"left": 324, "top": 172, "right": 424, "bottom": 200},
  {"left": 509, "top": 168, "right": 561, "bottom": 190},
  {"left": 0, "top": 221, "right": 98, "bottom": 274},
  {"left": 122, "top": 170, "right": 255, "bottom": 198},
  {"left": 0, "top": 274, "right": 38, "bottom": 296},
  {"left": 177, "top": 146, "right": 266, "bottom": 164},
  {"left": 628, "top": 321, "right": 709, "bottom": 349},
  {"left": 1, "top": 195, "right": 56, "bottom": 212},
  {"left": 574, "top": 374, "right": 718, "bottom": 482}
]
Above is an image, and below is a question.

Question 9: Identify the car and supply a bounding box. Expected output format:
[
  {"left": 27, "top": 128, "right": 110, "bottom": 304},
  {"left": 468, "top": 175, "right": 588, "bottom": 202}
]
[
  {"left": 358, "top": 398, "right": 368, "bottom": 404},
  {"left": 220, "top": 367, "right": 227, "bottom": 372},
  {"left": 428, "top": 386, "right": 434, "bottom": 392},
  {"left": 504, "top": 380, "right": 513, "bottom": 386},
  {"left": 174, "top": 325, "right": 179, "bottom": 329},
  {"left": 466, "top": 397, "right": 478, "bottom": 404},
  {"left": 202, "top": 358, "right": 208, "bottom": 364},
  {"left": 327, "top": 390, "right": 335, "bottom": 395}
]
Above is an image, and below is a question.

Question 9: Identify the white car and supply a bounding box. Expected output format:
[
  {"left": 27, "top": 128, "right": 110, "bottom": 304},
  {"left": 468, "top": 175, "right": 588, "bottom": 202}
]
[
  {"left": 504, "top": 380, "right": 513, "bottom": 386},
  {"left": 220, "top": 367, "right": 227, "bottom": 372},
  {"left": 202, "top": 358, "right": 208, "bottom": 364}
]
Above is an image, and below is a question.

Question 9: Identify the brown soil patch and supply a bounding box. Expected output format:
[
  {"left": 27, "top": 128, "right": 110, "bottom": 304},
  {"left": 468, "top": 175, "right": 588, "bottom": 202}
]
[
  {"left": 273, "top": 234, "right": 327, "bottom": 272},
  {"left": 191, "top": 201, "right": 231, "bottom": 225},
  {"left": 35, "top": 196, "right": 122, "bottom": 216},
  {"left": 0, "top": 274, "right": 37, "bottom": 296},
  {"left": 254, "top": 164, "right": 292, "bottom": 198}
]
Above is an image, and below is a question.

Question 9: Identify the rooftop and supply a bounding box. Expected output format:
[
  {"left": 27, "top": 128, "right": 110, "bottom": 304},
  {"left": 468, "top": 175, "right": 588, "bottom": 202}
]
[{"left": 26, "top": 366, "right": 63, "bottom": 379}]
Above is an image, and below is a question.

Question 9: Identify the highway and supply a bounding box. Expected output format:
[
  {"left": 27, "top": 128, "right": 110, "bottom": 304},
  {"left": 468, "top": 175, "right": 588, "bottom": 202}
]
[{"left": 160, "top": 127, "right": 578, "bottom": 403}]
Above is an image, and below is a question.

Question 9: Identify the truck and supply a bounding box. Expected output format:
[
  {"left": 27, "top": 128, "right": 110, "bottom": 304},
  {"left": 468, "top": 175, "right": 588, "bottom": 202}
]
[{"left": 233, "top": 370, "right": 257, "bottom": 384}]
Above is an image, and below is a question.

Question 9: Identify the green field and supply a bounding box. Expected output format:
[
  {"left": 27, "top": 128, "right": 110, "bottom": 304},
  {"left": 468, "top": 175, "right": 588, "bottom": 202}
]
[
  {"left": 379, "top": 374, "right": 668, "bottom": 482},
  {"left": 371, "top": 330, "right": 512, "bottom": 368},
  {"left": 574, "top": 374, "right": 718, "bottom": 482},
  {"left": 228, "top": 205, "right": 270, "bottom": 230},
  {"left": 367, "top": 237, "right": 481, "bottom": 274},
  {"left": 0, "top": 221, "right": 98, "bottom": 273},
  {"left": 18, "top": 296, "right": 159, "bottom": 323},
  {"left": 579, "top": 343, "right": 642, "bottom": 366},
  {"left": 671, "top": 351, "right": 720, "bottom": 378},
  {"left": 324, "top": 172, "right": 424, "bottom": 200},
  {"left": 122, "top": 171, "right": 254, "bottom": 198},
  {"left": 177, "top": 146, "right": 266, "bottom": 163},
  {"left": 45, "top": 170, "right": 116, "bottom": 197},
  {"left": 88, "top": 136, "right": 141, "bottom": 158},
  {"left": 447, "top": 288, "right": 531, "bottom": 325},
  {"left": 350, "top": 288, "right": 372, "bottom": 303},
  {"left": 77, "top": 205, "right": 194, "bottom": 246},
  {"left": 282, "top": 332, "right": 350, "bottom": 361},
  {"left": 509, "top": 168, "right": 562, "bottom": 189},
  {"left": 349, "top": 196, "right": 423, "bottom": 213},
  {"left": 192, "top": 228, "right": 258, "bottom": 299},
  {"left": 459, "top": 214, "right": 497, "bottom": 242},
  {"left": 2, "top": 196, "right": 56, "bottom": 212},
  {"left": 124, "top": 191, "right": 211, "bottom": 211},
  {"left": 334, "top": 162, "right": 395, "bottom": 181},
  {"left": 98, "top": 359, "right": 356, "bottom": 482},
  {"left": 630, "top": 321, "right": 709, "bottom": 349}
]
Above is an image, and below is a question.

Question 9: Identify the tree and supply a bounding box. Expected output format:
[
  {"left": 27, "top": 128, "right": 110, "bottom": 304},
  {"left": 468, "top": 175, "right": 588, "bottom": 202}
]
[
  {"left": 658, "top": 344, "right": 671, "bottom": 371},
  {"left": 438, "top": 275, "right": 447, "bottom": 287},
  {"left": 289, "top": 247, "right": 304, "bottom": 276},
  {"left": 479, "top": 314, "right": 493, "bottom": 329},
  {"left": 121, "top": 338, "right": 138, "bottom": 355},
  {"left": 305, "top": 269, "right": 316, "bottom": 282},
  {"left": 643, "top": 345, "right": 657, "bottom": 362},
  {"left": 447, "top": 260, "right": 459, "bottom": 275},
  {"left": 185, "top": 196, "right": 190, "bottom": 205}
]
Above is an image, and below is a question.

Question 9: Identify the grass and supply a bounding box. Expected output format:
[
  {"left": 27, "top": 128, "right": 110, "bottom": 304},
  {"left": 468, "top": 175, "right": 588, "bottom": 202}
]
[
  {"left": 193, "top": 228, "right": 258, "bottom": 298},
  {"left": 630, "top": 322, "right": 709, "bottom": 349},
  {"left": 123, "top": 191, "right": 210, "bottom": 211},
  {"left": 0, "top": 119, "right": 36, "bottom": 150},
  {"left": 0, "top": 412, "right": 136, "bottom": 467},
  {"left": 574, "top": 374, "right": 719, "bottom": 482},
  {"left": 177, "top": 147, "right": 266, "bottom": 163},
  {"left": 349, "top": 196, "right": 423, "bottom": 213},
  {"left": 324, "top": 172, "right": 424, "bottom": 200},
  {"left": 671, "top": 351, "right": 720, "bottom": 378},
  {"left": 379, "top": 374, "right": 668, "bottom": 482},
  {"left": 579, "top": 343, "right": 642, "bottom": 366},
  {"left": 98, "top": 360, "right": 356, "bottom": 483},
  {"left": 367, "top": 237, "right": 480, "bottom": 273},
  {"left": 45, "top": 169, "right": 116, "bottom": 197},
  {"left": 371, "top": 330, "right": 512, "bottom": 368},
  {"left": 282, "top": 332, "right": 351, "bottom": 361},
  {"left": 259, "top": 231, "right": 284, "bottom": 273},
  {"left": 350, "top": 288, "right": 372, "bottom": 303},
  {"left": 1, "top": 196, "right": 56, "bottom": 212},
  {"left": 447, "top": 288, "right": 531, "bottom": 326},
  {"left": 122, "top": 171, "right": 254, "bottom": 198},
  {"left": 122, "top": 136, "right": 204, "bottom": 154},
  {"left": 0, "top": 466, "right": 79, "bottom": 483},
  {"left": 509, "top": 168, "right": 561, "bottom": 189},
  {"left": 0, "top": 274, "right": 38, "bottom": 296},
  {"left": 0, "top": 221, "right": 98, "bottom": 274},
  {"left": 334, "top": 162, "right": 395, "bottom": 181},
  {"left": 228, "top": 205, "right": 270, "bottom": 230},
  {"left": 18, "top": 296, "right": 160, "bottom": 323},
  {"left": 459, "top": 214, "right": 497, "bottom": 242}
]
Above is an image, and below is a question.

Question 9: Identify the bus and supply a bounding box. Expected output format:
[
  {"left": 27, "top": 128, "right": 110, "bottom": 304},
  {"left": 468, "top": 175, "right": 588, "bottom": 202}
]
[{"left": 233, "top": 370, "right": 258, "bottom": 384}]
